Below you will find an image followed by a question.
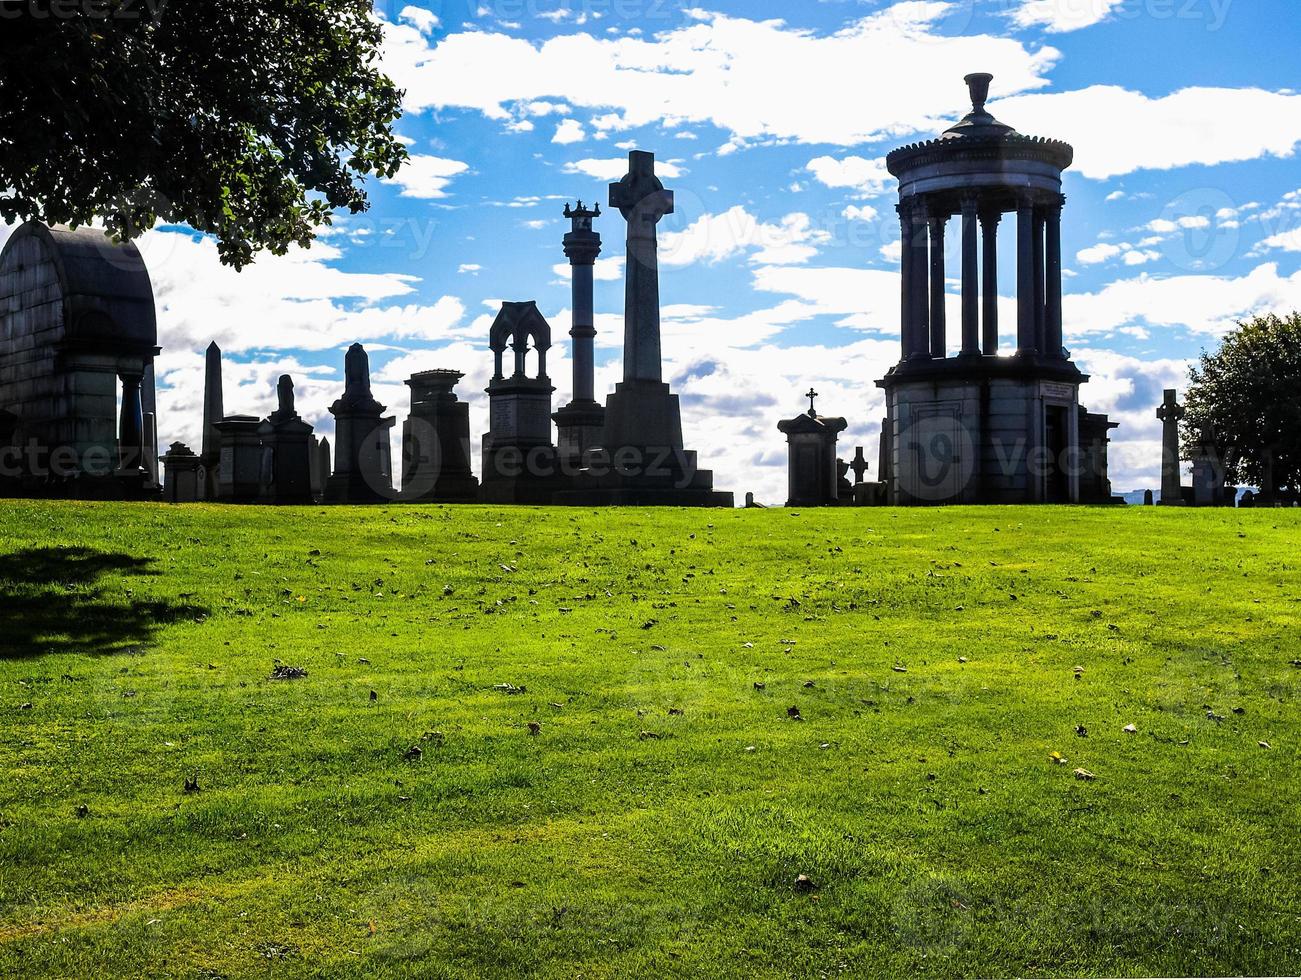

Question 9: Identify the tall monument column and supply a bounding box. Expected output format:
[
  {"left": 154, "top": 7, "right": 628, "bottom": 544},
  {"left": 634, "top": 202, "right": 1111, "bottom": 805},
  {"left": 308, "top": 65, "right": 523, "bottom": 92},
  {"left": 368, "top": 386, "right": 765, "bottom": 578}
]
[
  {"left": 1156, "top": 388, "right": 1186, "bottom": 506},
  {"left": 553, "top": 202, "right": 605, "bottom": 460},
  {"left": 599, "top": 150, "right": 683, "bottom": 452},
  {"left": 1016, "top": 195, "right": 1037, "bottom": 355}
]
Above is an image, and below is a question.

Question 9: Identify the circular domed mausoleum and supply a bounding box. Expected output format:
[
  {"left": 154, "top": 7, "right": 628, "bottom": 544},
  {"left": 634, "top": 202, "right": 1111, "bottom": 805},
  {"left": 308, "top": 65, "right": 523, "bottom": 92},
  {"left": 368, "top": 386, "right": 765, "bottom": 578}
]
[
  {"left": 0, "top": 222, "right": 160, "bottom": 496},
  {"left": 875, "top": 75, "right": 1118, "bottom": 506}
]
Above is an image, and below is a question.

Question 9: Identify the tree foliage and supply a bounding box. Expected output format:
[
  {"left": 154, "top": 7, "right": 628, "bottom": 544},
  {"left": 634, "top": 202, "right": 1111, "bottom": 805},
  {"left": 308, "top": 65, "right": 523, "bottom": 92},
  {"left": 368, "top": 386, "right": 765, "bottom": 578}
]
[
  {"left": 1184, "top": 312, "right": 1301, "bottom": 496},
  {"left": 0, "top": 0, "right": 407, "bottom": 268}
]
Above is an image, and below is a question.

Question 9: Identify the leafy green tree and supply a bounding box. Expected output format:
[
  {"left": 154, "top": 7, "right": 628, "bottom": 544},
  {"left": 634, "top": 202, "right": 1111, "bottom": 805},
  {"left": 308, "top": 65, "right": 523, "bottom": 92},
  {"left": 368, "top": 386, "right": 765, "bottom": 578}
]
[
  {"left": 0, "top": 0, "right": 407, "bottom": 268},
  {"left": 1184, "top": 312, "right": 1301, "bottom": 498}
]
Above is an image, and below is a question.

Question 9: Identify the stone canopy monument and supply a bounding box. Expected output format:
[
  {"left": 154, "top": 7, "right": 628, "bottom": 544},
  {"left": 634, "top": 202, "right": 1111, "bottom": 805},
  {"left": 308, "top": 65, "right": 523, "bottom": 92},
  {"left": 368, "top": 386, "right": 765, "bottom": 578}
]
[
  {"left": 0, "top": 222, "right": 160, "bottom": 498},
  {"left": 876, "top": 74, "right": 1116, "bottom": 505},
  {"left": 557, "top": 151, "right": 731, "bottom": 507}
]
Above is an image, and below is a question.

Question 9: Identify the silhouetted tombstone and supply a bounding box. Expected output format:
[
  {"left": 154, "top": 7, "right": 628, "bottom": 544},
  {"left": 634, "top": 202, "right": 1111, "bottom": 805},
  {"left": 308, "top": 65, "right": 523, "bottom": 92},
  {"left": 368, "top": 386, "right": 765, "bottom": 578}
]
[
  {"left": 403, "top": 369, "right": 480, "bottom": 503},
  {"left": 481, "top": 303, "right": 562, "bottom": 503},
  {"left": 1191, "top": 423, "right": 1229, "bottom": 507},
  {"left": 777, "top": 389, "right": 847, "bottom": 507},
  {"left": 1239, "top": 489, "right": 1255, "bottom": 508},
  {"left": 325, "top": 343, "right": 391, "bottom": 503},
  {"left": 315, "top": 437, "right": 332, "bottom": 496},
  {"left": 258, "top": 375, "right": 315, "bottom": 504},
  {"left": 1156, "top": 389, "right": 1186, "bottom": 505},
  {"left": 213, "top": 416, "right": 262, "bottom": 502},
  {"left": 850, "top": 447, "right": 870, "bottom": 485},
  {"left": 1144, "top": 489, "right": 1154, "bottom": 506},
  {"left": 160, "top": 442, "right": 200, "bottom": 503}
]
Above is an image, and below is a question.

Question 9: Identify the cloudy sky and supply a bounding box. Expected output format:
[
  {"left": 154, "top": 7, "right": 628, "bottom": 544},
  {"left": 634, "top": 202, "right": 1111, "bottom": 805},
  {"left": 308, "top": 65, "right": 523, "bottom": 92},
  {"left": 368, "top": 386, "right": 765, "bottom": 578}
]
[{"left": 18, "top": 0, "right": 1301, "bottom": 503}]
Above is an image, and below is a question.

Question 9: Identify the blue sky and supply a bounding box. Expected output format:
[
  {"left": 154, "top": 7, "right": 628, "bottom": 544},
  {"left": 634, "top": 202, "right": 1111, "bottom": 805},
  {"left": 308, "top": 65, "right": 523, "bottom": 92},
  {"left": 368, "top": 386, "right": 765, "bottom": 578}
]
[{"left": 30, "top": 0, "right": 1301, "bottom": 504}]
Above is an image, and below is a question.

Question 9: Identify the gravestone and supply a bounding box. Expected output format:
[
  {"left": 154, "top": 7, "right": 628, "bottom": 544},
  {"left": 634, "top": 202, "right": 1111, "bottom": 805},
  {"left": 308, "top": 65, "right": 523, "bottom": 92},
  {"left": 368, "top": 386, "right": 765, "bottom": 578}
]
[
  {"left": 402, "top": 369, "right": 480, "bottom": 503},
  {"left": 160, "top": 442, "right": 200, "bottom": 503},
  {"left": 315, "top": 437, "right": 332, "bottom": 495},
  {"left": 1144, "top": 489, "right": 1154, "bottom": 506},
  {"left": 258, "top": 375, "right": 315, "bottom": 504},
  {"left": 1191, "top": 423, "right": 1230, "bottom": 507},
  {"left": 850, "top": 447, "right": 870, "bottom": 485},
  {"left": 777, "top": 389, "right": 847, "bottom": 507},
  {"left": 325, "top": 344, "right": 391, "bottom": 503},
  {"left": 1156, "top": 389, "right": 1186, "bottom": 505},
  {"left": 213, "top": 416, "right": 262, "bottom": 502}
]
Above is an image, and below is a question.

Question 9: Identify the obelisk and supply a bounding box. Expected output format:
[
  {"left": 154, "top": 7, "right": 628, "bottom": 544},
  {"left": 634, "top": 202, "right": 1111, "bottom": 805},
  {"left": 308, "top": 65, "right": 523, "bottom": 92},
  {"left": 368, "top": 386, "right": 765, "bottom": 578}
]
[{"left": 200, "top": 341, "right": 223, "bottom": 498}]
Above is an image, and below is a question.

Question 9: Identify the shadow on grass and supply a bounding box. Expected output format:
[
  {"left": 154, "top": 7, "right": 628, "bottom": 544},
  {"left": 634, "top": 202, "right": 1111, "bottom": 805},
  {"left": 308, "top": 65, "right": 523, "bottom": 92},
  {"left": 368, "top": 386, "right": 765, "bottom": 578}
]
[{"left": 0, "top": 547, "right": 208, "bottom": 659}]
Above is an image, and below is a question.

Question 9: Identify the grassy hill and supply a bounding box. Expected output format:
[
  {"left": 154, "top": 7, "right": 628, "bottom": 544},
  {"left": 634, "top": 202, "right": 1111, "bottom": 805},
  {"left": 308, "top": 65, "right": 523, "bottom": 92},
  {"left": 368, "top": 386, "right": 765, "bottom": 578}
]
[{"left": 1, "top": 500, "right": 1298, "bottom": 978}]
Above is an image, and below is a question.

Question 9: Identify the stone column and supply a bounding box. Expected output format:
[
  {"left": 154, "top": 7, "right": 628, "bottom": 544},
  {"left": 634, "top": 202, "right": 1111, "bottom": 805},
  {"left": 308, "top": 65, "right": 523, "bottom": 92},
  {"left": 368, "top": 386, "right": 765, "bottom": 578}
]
[
  {"left": 898, "top": 203, "right": 914, "bottom": 361},
  {"left": 929, "top": 212, "right": 947, "bottom": 358},
  {"left": 1016, "top": 197, "right": 1037, "bottom": 355},
  {"left": 1033, "top": 207, "right": 1047, "bottom": 354},
  {"left": 909, "top": 200, "right": 931, "bottom": 360},
  {"left": 563, "top": 204, "right": 602, "bottom": 403},
  {"left": 960, "top": 196, "right": 979, "bottom": 356},
  {"left": 1045, "top": 198, "right": 1064, "bottom": 358},
  {"left": 610, "top": 150, "right": 674, "bottom": 383},
  {"left": 201, "top": 341, "right": 224, "bottom": 498},
  {"left": 117, "top": 371, "right": 144, "bottom": 472},
  {"left": 980, "top": 210, "right": 1000, "bottom": 355}
]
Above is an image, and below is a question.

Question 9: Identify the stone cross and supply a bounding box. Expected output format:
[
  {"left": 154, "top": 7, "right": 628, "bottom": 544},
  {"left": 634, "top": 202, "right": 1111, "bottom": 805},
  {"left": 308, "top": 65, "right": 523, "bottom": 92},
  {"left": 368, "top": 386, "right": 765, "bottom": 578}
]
[
  {"left": 1156, "top": 388, "right": 1185, "bottom": 505},
  {"left": 851, "top": 446, "right": 869, "bottom": 484},
  {"left": 610, "top": 151, "right": 674, "bottom": 383},
  {"left": 806, "top": 388, "right": 819, "bottom": 416}
]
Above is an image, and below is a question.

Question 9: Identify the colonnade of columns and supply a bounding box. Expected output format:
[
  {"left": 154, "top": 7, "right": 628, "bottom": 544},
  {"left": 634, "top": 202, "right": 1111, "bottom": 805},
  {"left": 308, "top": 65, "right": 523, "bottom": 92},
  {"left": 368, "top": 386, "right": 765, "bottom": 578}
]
[{"left": 899, "top": 191, "right": 1064, "bottom": 362}]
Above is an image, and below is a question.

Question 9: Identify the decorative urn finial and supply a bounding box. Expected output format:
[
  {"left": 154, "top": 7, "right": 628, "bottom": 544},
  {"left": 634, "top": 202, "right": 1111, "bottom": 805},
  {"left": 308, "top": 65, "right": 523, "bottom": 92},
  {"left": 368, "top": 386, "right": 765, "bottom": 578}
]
[{"left": 964, "top": 73, "right": 994, "bottom": 114}]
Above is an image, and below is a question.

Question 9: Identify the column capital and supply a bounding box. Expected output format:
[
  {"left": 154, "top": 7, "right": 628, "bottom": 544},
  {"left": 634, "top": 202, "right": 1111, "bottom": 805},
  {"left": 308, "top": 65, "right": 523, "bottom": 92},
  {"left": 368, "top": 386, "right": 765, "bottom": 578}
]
[{"left": 979, "top": 208, "right": 1002, "bottom": 227}]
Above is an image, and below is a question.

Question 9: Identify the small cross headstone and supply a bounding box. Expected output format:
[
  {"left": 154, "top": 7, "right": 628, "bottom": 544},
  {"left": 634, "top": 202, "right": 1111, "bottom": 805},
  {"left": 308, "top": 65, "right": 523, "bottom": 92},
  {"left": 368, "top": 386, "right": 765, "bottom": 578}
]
[{"left": 806, "top": 388, "right": 819, "bottom": 416}]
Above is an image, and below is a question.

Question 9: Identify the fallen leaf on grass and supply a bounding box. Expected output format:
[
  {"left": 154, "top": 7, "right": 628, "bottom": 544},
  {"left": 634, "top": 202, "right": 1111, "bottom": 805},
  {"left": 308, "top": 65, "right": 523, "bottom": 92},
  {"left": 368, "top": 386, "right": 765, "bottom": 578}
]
[{"left": 1073, "top": 768, "right": 1096, "bottom": 781}]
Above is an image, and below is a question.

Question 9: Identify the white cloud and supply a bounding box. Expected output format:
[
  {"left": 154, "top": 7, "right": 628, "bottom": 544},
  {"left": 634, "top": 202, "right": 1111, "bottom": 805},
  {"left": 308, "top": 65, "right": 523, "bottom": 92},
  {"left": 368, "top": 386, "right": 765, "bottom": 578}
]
[
  {"left": 458, "top": 264, "right": 481, "bottom": 274},
  {"left": 385, "top": 154, "right": 470, "bottom": 198},
  {"left": 1077, "top": 243, "right": 1123, "bottom": 265},
  {"left": 843, "top": 204, "right": 879, "bottom": 222},
  {"left": 658, "top": 207, "right": 831, "bottom": 268},
  {"left": 806, "top": 156, "right": 892, "bottom": 197},
  {"left": 136, "top": 229, "right": 469, "bottom": 355},
  {"left": 399, "top": 4, "right": 440, "bottom": 36},
  {"left": 380, "top": 7, "right": 1058, "bottom": 147},
  {"left": 1064, "top": 262, "right": 1301, "bottom": 339},
  {"left": 561, "top": 157, "right": 683, "bottom": 180},
  {"left": 552, "top": 118, "right": 587, "bottom": 145},
  {"left": 998, "top": 85, "right": 1301, "bottom": 179},
  {"left": 551, "top": 256, "right": 625, "bottom": 282},
  {"left": 1010, "top": 0, "right": 1126, "bottom": 33}
]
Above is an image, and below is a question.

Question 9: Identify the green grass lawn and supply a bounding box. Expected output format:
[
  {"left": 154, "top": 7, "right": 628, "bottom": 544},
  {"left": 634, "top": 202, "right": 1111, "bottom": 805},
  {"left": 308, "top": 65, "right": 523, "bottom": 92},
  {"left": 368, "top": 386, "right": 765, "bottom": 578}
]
[{"left": 0, "top": 500, "right": 1298, "bottom": 979}]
